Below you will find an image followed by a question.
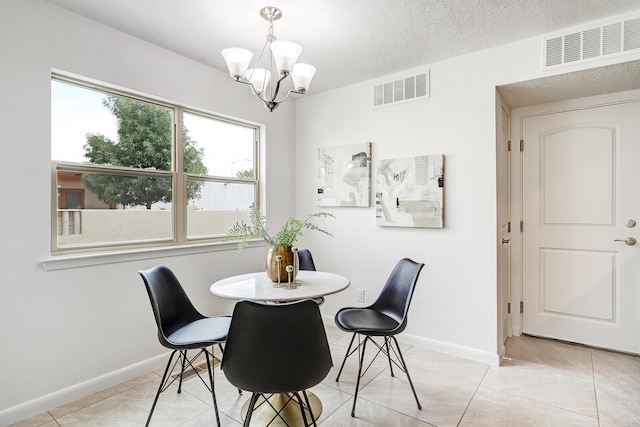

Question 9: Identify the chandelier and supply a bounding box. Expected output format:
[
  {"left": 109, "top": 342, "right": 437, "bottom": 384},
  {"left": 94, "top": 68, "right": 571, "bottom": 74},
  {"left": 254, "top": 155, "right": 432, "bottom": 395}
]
[{"left": 221, "top": 7, "right": 316, "bottom": 112}]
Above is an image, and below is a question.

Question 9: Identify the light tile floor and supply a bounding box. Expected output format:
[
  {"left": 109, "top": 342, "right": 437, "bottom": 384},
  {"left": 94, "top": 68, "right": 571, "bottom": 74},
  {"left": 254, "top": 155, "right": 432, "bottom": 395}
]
[{"left": 11, "top": 324, "right": 640, "bottom": 426}]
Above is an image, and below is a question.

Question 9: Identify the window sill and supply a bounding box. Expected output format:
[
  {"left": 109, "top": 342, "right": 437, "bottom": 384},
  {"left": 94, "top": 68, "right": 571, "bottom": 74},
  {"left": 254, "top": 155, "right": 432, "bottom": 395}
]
[{"left": 41, "top": 240, "right": 266, "bottom": 271}]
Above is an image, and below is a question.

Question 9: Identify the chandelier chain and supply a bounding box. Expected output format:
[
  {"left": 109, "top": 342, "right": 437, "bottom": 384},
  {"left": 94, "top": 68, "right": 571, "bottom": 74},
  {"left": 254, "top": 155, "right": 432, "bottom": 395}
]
[{"left": 266, "top": 20, "right": 276, "bottom": 43}]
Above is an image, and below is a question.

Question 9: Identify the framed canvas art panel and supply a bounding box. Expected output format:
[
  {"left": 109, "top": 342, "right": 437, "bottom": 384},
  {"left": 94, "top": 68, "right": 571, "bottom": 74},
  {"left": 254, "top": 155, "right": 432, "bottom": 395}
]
[
  {"left": 375, "top": 154, "right": 444, "bottom": 228},
  {"left": 317, "top": 142, "right": 372, "bottom": 207}
]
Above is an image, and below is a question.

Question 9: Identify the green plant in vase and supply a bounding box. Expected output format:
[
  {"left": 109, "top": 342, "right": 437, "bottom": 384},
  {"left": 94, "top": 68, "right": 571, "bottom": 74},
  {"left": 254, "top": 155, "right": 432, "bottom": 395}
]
[{"left": 226, "top": 204, "right": 334, "bottom": 282}]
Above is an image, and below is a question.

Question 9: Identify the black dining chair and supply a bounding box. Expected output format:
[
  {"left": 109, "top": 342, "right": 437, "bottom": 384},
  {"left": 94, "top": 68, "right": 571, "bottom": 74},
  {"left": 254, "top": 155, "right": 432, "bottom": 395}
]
[
  {"left": 222, "top": 299, "right": 332, "bottom": 427},
  {"left": 298, "top": 248, "right": 324, "bottom": 306},
  {"left": 334, "top": 258, "right": 424, "bottom": 417},
  {"left": 138, "top": 265, "right": 231, "bottom": 427},
  {"left": 297, "top": 248, "right": 317, "bottom": 271}
]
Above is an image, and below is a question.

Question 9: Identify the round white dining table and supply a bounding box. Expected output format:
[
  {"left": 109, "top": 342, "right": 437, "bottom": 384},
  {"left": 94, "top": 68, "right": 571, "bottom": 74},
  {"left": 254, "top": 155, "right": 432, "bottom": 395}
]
[{"left": 210, "top": 270, "right": 350, "bottom": 303}]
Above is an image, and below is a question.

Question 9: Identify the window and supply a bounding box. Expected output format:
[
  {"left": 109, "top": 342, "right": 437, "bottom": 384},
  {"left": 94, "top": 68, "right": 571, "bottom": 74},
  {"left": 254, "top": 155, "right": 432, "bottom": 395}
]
[{"left": 51, "top": 75, "right": 258, "bottom": 253}]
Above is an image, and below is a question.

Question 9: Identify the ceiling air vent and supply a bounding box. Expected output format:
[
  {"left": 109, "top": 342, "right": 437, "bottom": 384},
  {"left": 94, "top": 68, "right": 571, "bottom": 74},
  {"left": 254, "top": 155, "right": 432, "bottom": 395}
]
[
  {"left": 542, "top": 12, "right": 640, "bottom": 70},
  {"left": 373, "top": 69, "right": 429, "bottom": 109}
]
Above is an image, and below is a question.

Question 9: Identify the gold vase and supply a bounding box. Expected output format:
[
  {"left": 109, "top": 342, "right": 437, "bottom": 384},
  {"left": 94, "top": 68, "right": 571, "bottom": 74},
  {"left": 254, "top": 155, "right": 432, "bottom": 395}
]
[{"left": 266, "top": 245, "right": 299, "bottom": 283}]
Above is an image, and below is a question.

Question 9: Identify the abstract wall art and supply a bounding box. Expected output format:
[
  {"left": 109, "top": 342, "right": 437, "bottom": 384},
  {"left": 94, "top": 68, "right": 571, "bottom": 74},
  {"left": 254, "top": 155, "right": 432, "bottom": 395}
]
[
  {"left": 375, "top": 154, "right": 444, "bottom": 228},
  {"left": 317, "top": 142, "right": 372, "bottom": 207}
]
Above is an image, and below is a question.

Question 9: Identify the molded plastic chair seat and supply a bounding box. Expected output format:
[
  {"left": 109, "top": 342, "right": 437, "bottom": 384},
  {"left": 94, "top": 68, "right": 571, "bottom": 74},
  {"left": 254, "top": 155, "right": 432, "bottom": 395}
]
[
  {"left": 334, "top": 258, "right": 424, "bottom": 417},
  {"left": 138, "top": 265, "right": 230, "bottom": 427},
  {"left": 335, "top": 310, "right": 402, "bottom": 335},
  {"left": 164, "top": 317, "right": 230, "bottom": 349}
]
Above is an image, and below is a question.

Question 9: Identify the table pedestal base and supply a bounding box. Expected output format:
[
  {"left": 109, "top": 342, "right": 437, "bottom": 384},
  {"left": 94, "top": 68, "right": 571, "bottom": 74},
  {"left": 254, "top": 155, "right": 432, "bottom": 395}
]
[{"left": 241, "top": 392, "right": 322, "bottom": 426}]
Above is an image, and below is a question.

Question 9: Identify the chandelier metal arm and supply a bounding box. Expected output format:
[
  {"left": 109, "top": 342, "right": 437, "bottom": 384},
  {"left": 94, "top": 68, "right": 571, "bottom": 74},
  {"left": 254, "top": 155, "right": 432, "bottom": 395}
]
[
  {"left": 232, "top": 71, "right": 307, "bottom": 112},
  {"left": 269, "top": 73, "right": 288, "bottom": 101},
  {"left": 235, "top": 77, "right": 281, "bottom": 111}
]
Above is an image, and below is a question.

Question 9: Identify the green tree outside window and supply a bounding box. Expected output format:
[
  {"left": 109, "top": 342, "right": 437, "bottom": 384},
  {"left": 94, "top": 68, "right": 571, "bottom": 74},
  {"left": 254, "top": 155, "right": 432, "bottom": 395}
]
[{"left": 83, "top": 96, "right": 206, "bottom": 209}]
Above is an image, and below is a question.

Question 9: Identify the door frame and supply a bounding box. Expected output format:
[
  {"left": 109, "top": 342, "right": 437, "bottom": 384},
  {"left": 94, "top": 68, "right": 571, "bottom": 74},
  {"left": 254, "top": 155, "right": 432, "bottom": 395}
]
[
  {"left": 508, "top": 89, "right": 640, "bottom": 338},
  {"left": 496, "top": 92, "right": 512, "bottom": 358}
]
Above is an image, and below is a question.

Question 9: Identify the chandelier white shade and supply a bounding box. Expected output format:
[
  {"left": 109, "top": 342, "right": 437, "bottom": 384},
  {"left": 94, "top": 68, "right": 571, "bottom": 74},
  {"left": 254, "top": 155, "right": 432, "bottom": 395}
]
[
  {"left": 221, "top": 48, "right": 253, "bottom": 80},
  {"left": 246, "top": 68, "right": 270, "bottom": 95},
  {"left": 291, "top": 63, "right": 317, "bottom": 92},
  {"left": 221, "top": 7, "right": 315, "bottom": 111},
  {"left": 270, "top": 40, "right": 302, "bottom": 75}
]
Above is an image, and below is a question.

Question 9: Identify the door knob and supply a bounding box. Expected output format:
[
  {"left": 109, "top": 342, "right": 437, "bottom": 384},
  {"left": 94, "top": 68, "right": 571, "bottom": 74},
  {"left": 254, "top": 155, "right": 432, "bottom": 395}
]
[
  {"left": 614, "top": 237, "right": 637, "bottom": 246},
  {"left": 501, "top": 238, "right": 510, "bottom": 245}
]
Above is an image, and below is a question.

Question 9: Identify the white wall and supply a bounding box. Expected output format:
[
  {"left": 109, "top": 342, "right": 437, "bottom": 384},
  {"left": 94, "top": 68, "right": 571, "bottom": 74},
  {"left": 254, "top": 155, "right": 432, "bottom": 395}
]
[
  {"left": 0, "top": 0, "right": 296, "bottom": 423},
  {"left": 293, "top": 38, "right": 544, "bottom": 363}
]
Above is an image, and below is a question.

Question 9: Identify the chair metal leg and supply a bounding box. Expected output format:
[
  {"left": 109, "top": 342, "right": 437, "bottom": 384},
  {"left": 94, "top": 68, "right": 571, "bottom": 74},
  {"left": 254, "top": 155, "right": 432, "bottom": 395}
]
[
  {"left": 390, "top": 336, "right": 422, "bottom": 410},
  {"left": 217, "top": 343, "right": 225, "bottom": 362},
  {"left": 177, "top": 349, "right": 187, "bottom": 393},
  {"left": 292, "top": 391, "right": 310, "bottom": 427},
  {"left": 384, "top": 336, "right": 395, "bottom": 377},
  {"left": 350, "top": 336, "right": 369, "bottom": 417},
  {"left": 146, "top": 346, "right": 227, "bottom": 427},
  {"left": 339, "top": 334, "right": 422, "bottom": 416},
  {"left": 335, "top": 333, "right": 357, "bottom": 382},
  {"left": 205, "top": 350, "right": 221, "bottom": 427},
  {"left": 302, "top": 390, "right": 318, "bottom": 427},
  {"left": 146, "top": 349, "right": 178, "bottom": 427},
  {"left": 243, "top": 393, "right": 260, "bottom": 427}
]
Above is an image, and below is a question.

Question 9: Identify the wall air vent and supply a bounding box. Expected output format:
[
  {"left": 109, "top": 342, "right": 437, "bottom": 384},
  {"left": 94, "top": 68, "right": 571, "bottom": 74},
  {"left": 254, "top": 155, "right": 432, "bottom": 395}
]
[
  {"left": 373, "top": 69, "right": 429, "bottom": 109},
  {"left": 542, "top": 11, "right": 640, "bottom": 71}
]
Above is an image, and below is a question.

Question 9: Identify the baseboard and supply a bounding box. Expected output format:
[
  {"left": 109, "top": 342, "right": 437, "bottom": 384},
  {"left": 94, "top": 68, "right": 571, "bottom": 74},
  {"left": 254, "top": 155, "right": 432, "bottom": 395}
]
[
  {"left": 322, "top": 314, "right": 500, "bottom": 367},
  {"left": 396, "top": 333, "right": 500, "bottom": 366},
  {"left": 0, "top": 353, "right": 167, "bottom": 426}
]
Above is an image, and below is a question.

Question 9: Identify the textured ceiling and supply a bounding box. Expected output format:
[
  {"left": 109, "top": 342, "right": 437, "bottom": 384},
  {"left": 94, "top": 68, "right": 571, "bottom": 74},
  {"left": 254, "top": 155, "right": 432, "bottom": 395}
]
[{"left": 46, "top": 0, "right": 640, "bottom": 99}]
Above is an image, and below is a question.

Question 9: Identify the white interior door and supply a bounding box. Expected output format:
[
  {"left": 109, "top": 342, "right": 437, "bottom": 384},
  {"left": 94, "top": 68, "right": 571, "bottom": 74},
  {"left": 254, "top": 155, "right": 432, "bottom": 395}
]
[{"left": 522, "top": 99, "right": 640, "bottom": 354}]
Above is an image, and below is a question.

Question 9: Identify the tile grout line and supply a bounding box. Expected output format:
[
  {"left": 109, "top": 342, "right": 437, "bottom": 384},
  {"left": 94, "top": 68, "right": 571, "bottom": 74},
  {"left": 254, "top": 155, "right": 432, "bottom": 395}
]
[
  {"left": 48, "top": 411, "right": 61, "bottom": 427},
  {"left": 590, "top": 349, "right": 602, "bottom": 427},
  {"left": 455, "top": 364, "right": 491, "bottom": 426}
]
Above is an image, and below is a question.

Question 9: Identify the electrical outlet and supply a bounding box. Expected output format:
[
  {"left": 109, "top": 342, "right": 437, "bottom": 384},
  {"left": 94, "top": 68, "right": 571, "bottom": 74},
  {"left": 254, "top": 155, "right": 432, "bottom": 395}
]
[{"left": 357, "top": 289, "right": 365, "bottom": 303}]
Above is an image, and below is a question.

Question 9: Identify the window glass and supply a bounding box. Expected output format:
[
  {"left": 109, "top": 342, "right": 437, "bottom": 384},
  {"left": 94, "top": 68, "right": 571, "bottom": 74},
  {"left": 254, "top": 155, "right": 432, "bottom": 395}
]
[
  {"left": 56, "top": 168, "right": 173, "bottom": 248},
  {"left": 52, "top": 81, "right": 173, "bottom": 170},
  {"left": 183, "top": 112, "right": 255, "bottom": 179},
  {"left": 52, "top": 80, "right": 119, "bottom": 163},
  {"left": 51, "top": 76, "right": 258, "bottom": 253},
  {"left": 186, "top": 180, "right": 255, "bottom": 239}
]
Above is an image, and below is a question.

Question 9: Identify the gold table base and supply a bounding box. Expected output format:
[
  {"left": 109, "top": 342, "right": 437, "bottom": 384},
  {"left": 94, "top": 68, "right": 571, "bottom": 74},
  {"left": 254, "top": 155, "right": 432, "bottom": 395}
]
[{"left": 240, "top": 392, "right": 322, "bottom": 426}]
